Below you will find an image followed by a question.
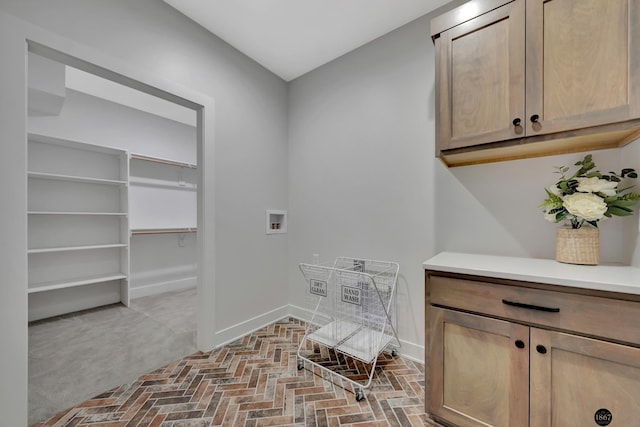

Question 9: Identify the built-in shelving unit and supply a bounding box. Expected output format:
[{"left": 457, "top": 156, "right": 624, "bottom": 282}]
[
  {"left": 128, "top": 153, "right": 197, "bottom": 299},
  {"left": 129, "top": 153, "right": 196, "bottom": 230},
  {"left": 27, "top": 132, "right": 130, "bottom": 321}
]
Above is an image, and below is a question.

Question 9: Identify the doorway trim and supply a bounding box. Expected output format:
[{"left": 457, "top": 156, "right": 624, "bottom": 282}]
[{"left": 0, "top": 10, "right": 216, "bottom": 425}]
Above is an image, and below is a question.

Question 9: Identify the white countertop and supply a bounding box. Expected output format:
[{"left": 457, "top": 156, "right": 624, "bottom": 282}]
[{"left": 423, "top": 252, "right": 640, "bottom": 296}]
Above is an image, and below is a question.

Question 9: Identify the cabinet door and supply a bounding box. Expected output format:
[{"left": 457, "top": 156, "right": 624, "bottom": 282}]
[
  {"left": 530, "top": 329, "right": 640, "bottom": 427},
  {"left": 525, "top": 0, "right": 640, "bottom": 136},
  {"left": 435, "top": 0, "right": 525, "bottom": 152},
  {"left": 430, "top": 308, "right": 529, "bottom": 427}
]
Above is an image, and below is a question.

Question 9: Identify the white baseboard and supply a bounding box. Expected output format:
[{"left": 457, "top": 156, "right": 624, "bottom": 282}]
[
  {"left": 129, "top": 276, "right": 196, "bottom": 300},
  {"left": 287, "top": 304, "right": 314, "bottom": 323},
  {"left": 209, "top": 304, "right": 426, "bottom": 364},
  {"left": 396, "top": 338, "right": 425, "bottom": 363},
  {"left": 213, "top": 305, "right": 292, "bottom": 348}
]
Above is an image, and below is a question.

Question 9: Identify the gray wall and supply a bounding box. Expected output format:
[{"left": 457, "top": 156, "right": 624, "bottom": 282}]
[
  {"left": 2, "top": 0, "right": 640, "bottom": 423},
  {"left": 288, "top": 13, "right": 440, "bottom": 353},
  {"left": 0, "top": 2, "right": 289, "bottom": 422},
  {"left": 287, "top": 6, "right": 640, "bottom": 359},
  {"left": 0, "top": 0, "right": 290, "bottom": 333}
]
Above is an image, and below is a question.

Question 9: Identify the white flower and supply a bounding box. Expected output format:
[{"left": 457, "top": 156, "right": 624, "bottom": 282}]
[
  {"left": 563, "top": 193, "right": 607, "bottom": 221},
  {"left": 576, "top": 177, "right": 618, "bottom": 196},
  {"left": 543, "top": 209, "right": 557, "bottom": 223}
]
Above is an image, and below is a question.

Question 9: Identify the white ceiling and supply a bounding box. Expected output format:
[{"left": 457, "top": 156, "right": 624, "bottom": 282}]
[{"left": 163, "top": 0, "right": 452, "bottom": 81}]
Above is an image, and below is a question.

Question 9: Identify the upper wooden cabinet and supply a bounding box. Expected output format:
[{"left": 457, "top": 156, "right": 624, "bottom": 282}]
[
  {"left": 431, "top": 0, "right": 640, "bottom": 166},
  {"left": 434, "top": 0, "right": 526, "bottom": 151}
]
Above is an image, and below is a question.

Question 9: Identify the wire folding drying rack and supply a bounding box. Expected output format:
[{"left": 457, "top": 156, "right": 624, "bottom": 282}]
[{"left": 297, "top": 257, "right": 400, "bottom": 401}]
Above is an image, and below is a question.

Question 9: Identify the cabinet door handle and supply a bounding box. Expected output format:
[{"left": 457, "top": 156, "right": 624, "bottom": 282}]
[
  {"left": 530, "top": 114, "right": 540, "bottom": 123},
  {"left": 515, "top": 339, "right": 525, "bottom": 349},
  {"left": 536, "top": 344, "right": 548, "bottom": 354},
  {"left": 502, "top": 299, "right": 560, "bottom": 313},
  {"left": 512, "top": 117, "right": 521, "bottom": 127}
]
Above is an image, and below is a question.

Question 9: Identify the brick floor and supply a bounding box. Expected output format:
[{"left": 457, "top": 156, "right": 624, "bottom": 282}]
[{"left": 32, "top": 317, "right": 429, "bottom": 427}]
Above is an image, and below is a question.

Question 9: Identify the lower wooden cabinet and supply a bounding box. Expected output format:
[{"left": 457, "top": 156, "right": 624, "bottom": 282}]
[
  {"left": 430, "top": 308, "right": 528, "bottom": 427},
  {"left": 530, "top": 329, "right": 640, "bottom": 427},
  {"left": 427, "top": 273, "right": 640, "bottom": 427}
]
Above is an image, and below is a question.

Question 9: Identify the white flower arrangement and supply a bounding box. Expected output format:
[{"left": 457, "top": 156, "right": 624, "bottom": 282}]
[{"left": 540, "top": 154, "right": 640, "bottom": 229}]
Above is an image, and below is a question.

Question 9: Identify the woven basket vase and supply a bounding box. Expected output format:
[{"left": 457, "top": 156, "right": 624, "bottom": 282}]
[{"left": 555, "top": 227, "right": 600, "bottom": 265}]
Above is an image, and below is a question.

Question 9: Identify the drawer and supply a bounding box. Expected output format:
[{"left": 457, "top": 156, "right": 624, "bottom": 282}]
[{"left": 429, "top": 275, "right": 640, "bottom": 346}]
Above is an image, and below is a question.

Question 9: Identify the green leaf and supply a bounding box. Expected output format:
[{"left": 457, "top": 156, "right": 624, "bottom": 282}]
[
  {"left": 582, "top": 161, "right": 595, "bottom": 173},
  {"left": 608, "top": 199, "right": 638, "bottom": 208},
  {"left": 555, "top": 211, "right": 568, "bottom": 222},
  {"left": 607, "top": 206, "right": 634, "bottom": 216},
  {"left": 558, "top": 181, "right": 570, "bottom": 192},
  {"left": 539, "top": 190, "right": 563, "bottom": 209}
]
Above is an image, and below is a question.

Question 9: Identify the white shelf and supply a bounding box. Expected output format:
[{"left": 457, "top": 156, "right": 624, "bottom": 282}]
[
  {"left": 130, "top": 153, "right": 196, "bottom": 169},
  {"left": 28, "top": 211, "right": 127, "bottom": 216},
  {"left": 129, "top": 176, "right": 196, "bottom": 190},
  {"left": 28, "top": 272, "right": 128, "bottom": 294},
  {"left": 28, "top": 132, "right": 125, "bottom": 155},
  {"left": 28, "top": 171, "right": 127, "bottom": 186},
  {"left": 28, "top": 243, "right": 128, "bottom": 254},
  {"left": 131, "top": 227, "right": 197, "bottom": 235}
]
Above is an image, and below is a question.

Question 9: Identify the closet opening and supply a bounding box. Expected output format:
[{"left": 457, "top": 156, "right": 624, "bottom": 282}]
[{"left": 26, "top": 42, "right": 208, "bottom": 424}]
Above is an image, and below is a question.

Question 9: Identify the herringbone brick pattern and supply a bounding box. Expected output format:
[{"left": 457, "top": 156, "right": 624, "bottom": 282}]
[{"left": 32, "top": 317, "right": 429, "bottom": 427}]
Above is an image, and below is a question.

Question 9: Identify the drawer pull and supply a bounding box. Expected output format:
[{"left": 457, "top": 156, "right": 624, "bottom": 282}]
[{"left": 502, "top": 299, "right": 560, "bottom": 313}]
